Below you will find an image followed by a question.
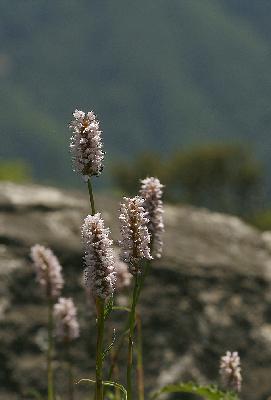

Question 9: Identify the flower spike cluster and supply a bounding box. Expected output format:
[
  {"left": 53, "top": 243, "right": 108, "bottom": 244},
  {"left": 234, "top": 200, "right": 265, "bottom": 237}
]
[
  {"left": 219, "top": 351, "right": 242, "bottom": 392},
  {"left": 119, "top": 196, "right": 152, "bottom": 275},
  {"left": 82, "top": 213, "right": 116, "bottom": 299},
  {"left": 30, "top": 244, "right": 64, "bottom": 299},
  {"left": 53, "top": 297, "right": 80, "bottom": 342},
  {"left": 69, "top": 109, "right": 104, "bottom": 181},
  {"left": 140, "top": 177, "right": 164, "bottom": 259}
]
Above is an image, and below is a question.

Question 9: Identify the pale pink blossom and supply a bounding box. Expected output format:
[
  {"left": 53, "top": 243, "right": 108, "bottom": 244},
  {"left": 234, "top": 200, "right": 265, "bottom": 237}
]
[
  {"left": 69, "top": 109, "right": 104, "bottom": 180},
  {"left": 119, "top": 196, "right": 152, "bottom": 275},
  {"left": 30, "top": 244, "right": 64, "bottom": 299},
  {"left": 219, "top": 351, "right": 242, "bottom": 392},
  {"left": 140, "top": 177, "right": 164, "bottom": 258},
  {"left": 54, "top": 297, "right": 80, "bottom": 341},
  {"left": 82, "top": 213, "right": 116, "bottom": 299}
]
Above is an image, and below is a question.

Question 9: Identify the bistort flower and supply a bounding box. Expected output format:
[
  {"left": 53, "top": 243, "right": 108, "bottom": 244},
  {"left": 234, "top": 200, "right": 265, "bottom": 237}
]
[
  {"left": 115, "top": 255, "right": 132, "bottom": 290},
  {"left": 219, "top": 351, "right": 242, "bottom": 392},
  {"left": 69, "top": 109, "right": 104, "bottom": 180},
  {"left": 82, "top": 213, "right": 116, "bottom": 299},
  {"left": 53, "top": 297, "right": 80, "bottom": 342},
  {"left": 119, "top": 196, "right": 152, "bottom": 275},
  {"left": 140, "top": 177, "right": 164, "bottom": 258},
  {"left": 30, "top": 244, "right": 64, "bottom": 299}
]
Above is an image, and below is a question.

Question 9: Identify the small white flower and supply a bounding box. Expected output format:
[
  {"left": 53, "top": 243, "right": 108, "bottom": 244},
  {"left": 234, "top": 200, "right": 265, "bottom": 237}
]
[
  {"left": 30, "top": 244, "right": 64, "bottom": 299},
  {"left": 82, "top": 213, "right": 116, "bottom": 299},
  {"left": 69, "top": 109, "right": 104, "bottom": 180},
  {"left": 119, "top": 196, "right": 152, "bottom": 275},
  {"left": 54, "top": 297, "right": 80, "bottom": 341},
  {"left": 140, "top": 177, "right": 164, "bottom": 259},
  {"left": 219, "top": 351, "right": 242, "bottom": 392}
]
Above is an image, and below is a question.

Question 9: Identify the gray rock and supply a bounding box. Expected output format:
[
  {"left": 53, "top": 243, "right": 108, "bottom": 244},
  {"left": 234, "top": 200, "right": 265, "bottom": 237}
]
[{"left": 1, "top": 182, "right": 271, "bottom": 399}]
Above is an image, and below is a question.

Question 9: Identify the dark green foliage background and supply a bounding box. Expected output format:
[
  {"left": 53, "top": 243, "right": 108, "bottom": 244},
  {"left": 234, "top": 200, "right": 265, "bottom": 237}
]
[{"left": 1, "top": 0, "right": 271, "bottom": 185}]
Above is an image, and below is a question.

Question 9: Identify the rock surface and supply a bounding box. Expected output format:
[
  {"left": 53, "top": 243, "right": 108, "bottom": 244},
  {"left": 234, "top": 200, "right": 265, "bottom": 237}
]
[{"left": 1, "top": 182, "right": 271, "bottom": 399}]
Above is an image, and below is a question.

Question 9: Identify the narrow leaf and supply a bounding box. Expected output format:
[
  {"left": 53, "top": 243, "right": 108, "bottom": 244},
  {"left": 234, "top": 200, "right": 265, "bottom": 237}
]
[
  {"left": 151, "top": 382, "right": 239, "bottom": 400},
  {"left": 104, "top": 294, "right": 114, "bottom": 320},
  {"left": 76, "top": 378, "right": 127, "bottom": 400},
  {"left": 103, "top": 380, "right": 127, "bottom": 400},
  {"left": 102, "top": 328, "right": 117, "bottom": 360},
  {"left": 76, "top": 378, "right": 96, "bottom": 385}
]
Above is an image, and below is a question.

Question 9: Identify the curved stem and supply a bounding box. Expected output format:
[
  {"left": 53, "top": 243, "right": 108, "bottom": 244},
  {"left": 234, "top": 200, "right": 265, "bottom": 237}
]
[
  {"left": 95, "top": 298, "right": 105, "bottom": 400},
  {"left": 87, "top": 179, "right": 96, "bottom": 215},
  {"left": 127, "top": 275, "right": 140, "bottom": 400},
  {"left": 47, "top": 297, "right": 54, "bottom": 400}
]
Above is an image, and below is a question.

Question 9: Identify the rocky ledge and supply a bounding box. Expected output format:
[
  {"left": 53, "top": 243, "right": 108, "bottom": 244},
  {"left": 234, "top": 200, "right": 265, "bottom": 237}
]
[{"left": 1, "top": 182, "right": 271, "bottom": 399}]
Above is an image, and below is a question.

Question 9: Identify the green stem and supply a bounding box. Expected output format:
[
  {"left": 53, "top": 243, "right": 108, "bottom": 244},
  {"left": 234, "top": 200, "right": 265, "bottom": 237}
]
[
  {"left": 135, "top": 259, "right": 151, "bottom": 304},
  {"left": 87, "top": 179, "right": 96, "bottom": 215},
  {"left": 47, "top": 298, "right": 54, "bottom": 400},
  {"left": 66, "top": 341, "right": 74, "bottom": 400},
  {"left": 107, "top": 326, "right": 129, "bottom": 381},
  {"left": 87, "top": 177, "right": 102, "bottom": 400},
  {"left": 136, "top": 313, "right": 144, "bottom": 400},
  {"left": 95, "top": 298, "right": 105, "bottom": 400},
  {"left": 127, "top": 275, "right": 140, "bottom": 400}
]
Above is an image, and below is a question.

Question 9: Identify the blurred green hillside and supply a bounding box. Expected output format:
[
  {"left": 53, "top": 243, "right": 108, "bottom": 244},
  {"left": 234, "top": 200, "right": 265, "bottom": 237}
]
[{"left": 2, "top": 0, "right": 271, "bottom": 185}]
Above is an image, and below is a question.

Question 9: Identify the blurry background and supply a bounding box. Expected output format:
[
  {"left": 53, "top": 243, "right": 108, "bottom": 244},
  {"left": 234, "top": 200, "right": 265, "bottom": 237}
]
[
  {"left": 3, "top": 2, "right": 271, "bottom": 399},
  {"left": 2, "top": 0, "right": 271, "bottom": 225}
]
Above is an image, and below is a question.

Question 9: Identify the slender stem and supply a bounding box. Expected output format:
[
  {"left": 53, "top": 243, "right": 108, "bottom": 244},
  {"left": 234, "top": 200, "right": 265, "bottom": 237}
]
[
  {"left": 66, "top": 341, "right": 74, "bottom": 400},
  {"left": 136, "top": 313, "right": 144, "bottom": 400},
  {"left": 127, "top": 275, "right": 140, "bottom": 400},
  {"left": 136, "top": 237, "right": 153, "bottom": 303},
  {"left": 47, "top": 297, "right": 54, "bottom": 400},
  {"left": 87, "top": 178, "right": 96, "bottom": 215},
  {"left": 87, "top": 177, "right": 103, "bottom": 400},
  {"left": 95, "top": 298, "right": 105, "bottom": 400},
  {"left": 107, "top": 326, "right": 129, "bottom": 381}
]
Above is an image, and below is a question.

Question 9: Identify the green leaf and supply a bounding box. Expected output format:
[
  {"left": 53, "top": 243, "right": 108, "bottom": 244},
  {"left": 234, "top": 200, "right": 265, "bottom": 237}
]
[
  {"left": 151, "top": 382, "right": 239, "bottom": 400},
  {"left": 104, "top": 294, "right": 114, "bottom": 320},
  {"left": 76, "top": 378, "right": 127, "bottom": 400},
  {"left": 76, "top": 378, "right": 96, "bottom": 385},
  {"left": 102, "top": 328, "right": 117, "bottom": 360},
  {"left": 103, "top": 381, "right": 127, "bottom": 400}
]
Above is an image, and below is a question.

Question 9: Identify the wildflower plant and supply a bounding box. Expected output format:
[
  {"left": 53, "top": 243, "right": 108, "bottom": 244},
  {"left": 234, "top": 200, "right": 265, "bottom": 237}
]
[
  {"left": 30, "top": 244, "right": 64, "bottom": 400},
  {"left": 69, "top": 109, "right": 119, "bottom": 400},
  {"left": 27, "top": 106, "right": 242, "bottom": 400},
  {"left": 118, "top": 195, "right": 153, "bottom": 400},
  {"left": 67, "top": 107, "right": 240, "bottom": 400}
]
